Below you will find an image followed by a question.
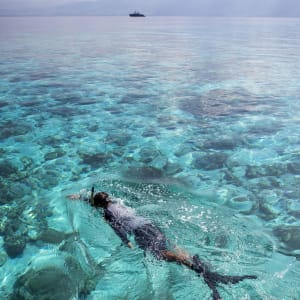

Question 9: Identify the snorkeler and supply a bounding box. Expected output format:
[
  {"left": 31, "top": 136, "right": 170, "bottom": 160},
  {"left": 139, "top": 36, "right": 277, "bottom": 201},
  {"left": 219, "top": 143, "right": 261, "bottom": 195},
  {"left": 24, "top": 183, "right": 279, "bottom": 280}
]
[{"left": 68, "top": 188, "right": 257, "bottom": 300}]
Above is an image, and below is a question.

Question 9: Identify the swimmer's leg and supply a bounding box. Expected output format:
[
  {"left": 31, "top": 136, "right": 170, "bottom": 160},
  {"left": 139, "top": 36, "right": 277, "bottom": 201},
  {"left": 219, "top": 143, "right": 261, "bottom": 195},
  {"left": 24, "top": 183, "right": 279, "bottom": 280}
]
[{"left": 192, "top": 255, "right": 257, "bottom": 300}]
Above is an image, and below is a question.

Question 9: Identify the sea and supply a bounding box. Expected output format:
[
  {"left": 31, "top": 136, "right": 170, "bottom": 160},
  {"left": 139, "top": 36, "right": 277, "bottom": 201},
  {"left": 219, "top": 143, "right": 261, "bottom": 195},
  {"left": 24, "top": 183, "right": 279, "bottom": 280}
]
[{"left": 0, "top": 16, "right": 300, "bottom": 299}]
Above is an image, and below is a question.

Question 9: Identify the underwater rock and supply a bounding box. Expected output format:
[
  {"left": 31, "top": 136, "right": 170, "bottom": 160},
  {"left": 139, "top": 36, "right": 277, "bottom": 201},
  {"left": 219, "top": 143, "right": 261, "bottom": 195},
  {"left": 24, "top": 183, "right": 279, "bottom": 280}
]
[
  {"left": 0, "top": 121, "right": 32, "bottom": 139},
  {"left": 139, "top": 145, "right": 160, "bottom": 163},
  {"left": 20, "top": 156, "right": 34, "bottom": 170},
  {"left": 142, "top": 129, "right": 157, "bottom": 137},
  {"left": 0, "top": 251, "right": 7, "bottom": 266},
  {"left": 202, "top": 138, "right": 239, "bottom": 150},
  {"left": 106, "top": 130, "right": 131, "bottom": 147},
  {"left": 12, "top": 243, "right": 101, "bottom": 300},
  {"left": 80, "top": 152, "right": 112, "bottom": 168},
  {"left": 287, "top": 161, "right": 300, "bottom": 175},
  {"left": 48, "top": 106, "right": 83, "bottom": 117},
  {"left": 174, "top": 143, "right": 195, "bottom": 157},
  {"left": 164, "top": 162, "right": 183, "bottom": 175},
  {"left": 88, "top": 124, "right": 99, "bottom": 132},
  {"left": 0, "top": 180, "right": 31, "bottom": 204},
  {"left": 39, "top": 228, "right": 70, "bottom": 244},
  {"left": 264, "top": 163, "right": 288, "bottom": 177},
  {"left": 0, "top": 160, "right": 19, "bottom": 177},
  {"left": 53, "top": 92, "right": 82, "bottom": 104},
  {"left": 124, "top": 166, "right": 164, "bottom": 181},
  {"left": 42, "top": 136, "right": 64, "bottom": 147},
  {"left": 193, "top": 152, "right": 228, "bottom": 170},
  {"left": 150, "top": 155, "right": 168, "bottom": 170},
  {"left": 258, "top": 190, "right": 282, "bottom": 220},
  {"left": 245, "top": 166, "right": 263, "bottom": 179},
  {"left": 180, "top": 88, "right": 254, "bottom": 117},
  {"left": 33, "top": 167, "right": 60, "bottom": 189},
  {"left": 227, "top": 195, "right": 254, "bottom": 214},
  {"left": 223, "top": 169, "right": 243, "bottom": 186},
  {"left": 4, "top": 234, "right": 26, "bottom": 258},
  {"left": 0, "top": 101, "right": 8, "bottom": 108},
  {"left": 44, "top": 149, "right": 66, "bottom": 161},
  {"left": 245, "top": 163, "right": 288, "bottom": 179},
  {"left": 273, "top": 226, "right": 300, "bottom": 255},
  {"left": 11, "top": 266, "right": 76, "bottom": 300}
]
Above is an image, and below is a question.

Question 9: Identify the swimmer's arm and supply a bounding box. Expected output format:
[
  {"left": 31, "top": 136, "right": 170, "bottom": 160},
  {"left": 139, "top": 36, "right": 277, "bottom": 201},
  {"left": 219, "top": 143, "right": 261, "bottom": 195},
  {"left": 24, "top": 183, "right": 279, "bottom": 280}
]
[
  {"left": 66, "top": 189, "right": 90, "bottom": 201},
  {"left": 104, "top": 210, "right": 132, "bottom": 248}
]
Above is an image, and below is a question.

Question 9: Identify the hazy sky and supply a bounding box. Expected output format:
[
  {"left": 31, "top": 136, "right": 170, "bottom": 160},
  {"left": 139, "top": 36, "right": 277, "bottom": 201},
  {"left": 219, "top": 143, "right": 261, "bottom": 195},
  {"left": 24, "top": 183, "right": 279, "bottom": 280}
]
[{"left": 1, "top": 0, "right": 300, "bottom": 17}]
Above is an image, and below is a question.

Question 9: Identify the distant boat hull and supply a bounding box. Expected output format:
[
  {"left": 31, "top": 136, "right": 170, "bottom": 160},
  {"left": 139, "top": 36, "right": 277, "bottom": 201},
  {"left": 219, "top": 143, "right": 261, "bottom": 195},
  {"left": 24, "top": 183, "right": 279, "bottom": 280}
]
[{"left": 129, "top": 12, "right": 145, "bottom": 17}]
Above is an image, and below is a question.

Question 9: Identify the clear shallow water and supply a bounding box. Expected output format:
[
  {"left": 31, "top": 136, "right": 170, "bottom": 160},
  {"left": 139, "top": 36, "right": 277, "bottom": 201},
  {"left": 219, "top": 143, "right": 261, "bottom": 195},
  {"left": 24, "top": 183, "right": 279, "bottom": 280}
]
[{"left": 1, "top": 16, "right": 300, "bottom": 299}]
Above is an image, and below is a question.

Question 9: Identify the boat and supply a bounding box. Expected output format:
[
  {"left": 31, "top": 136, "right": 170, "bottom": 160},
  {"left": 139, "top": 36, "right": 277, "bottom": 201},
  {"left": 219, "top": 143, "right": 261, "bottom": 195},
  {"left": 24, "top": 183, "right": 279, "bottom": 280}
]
[{"left": 129, "top": 11, "right": 145, "bottom": 17}]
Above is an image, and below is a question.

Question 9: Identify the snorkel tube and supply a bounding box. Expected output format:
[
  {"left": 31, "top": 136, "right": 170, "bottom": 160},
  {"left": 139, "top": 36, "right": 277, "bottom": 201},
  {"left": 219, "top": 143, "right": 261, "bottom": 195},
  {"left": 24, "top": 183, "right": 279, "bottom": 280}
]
[{"left": 90, "top": 186, "right": 95, "bottom": 206}]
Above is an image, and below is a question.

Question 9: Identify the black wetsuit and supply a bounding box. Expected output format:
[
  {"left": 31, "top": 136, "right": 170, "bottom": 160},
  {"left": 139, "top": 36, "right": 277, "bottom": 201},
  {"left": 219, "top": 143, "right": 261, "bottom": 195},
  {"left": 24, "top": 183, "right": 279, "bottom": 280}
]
[{"left": 104, "top": 202, "right": 168, "bottom": 259}]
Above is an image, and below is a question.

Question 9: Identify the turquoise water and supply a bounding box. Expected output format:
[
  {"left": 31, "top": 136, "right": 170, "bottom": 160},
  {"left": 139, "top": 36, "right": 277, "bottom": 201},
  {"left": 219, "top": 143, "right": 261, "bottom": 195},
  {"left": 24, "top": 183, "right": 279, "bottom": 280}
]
[{"left": 1, "top": 16, "right": 300, "bottom": 299}]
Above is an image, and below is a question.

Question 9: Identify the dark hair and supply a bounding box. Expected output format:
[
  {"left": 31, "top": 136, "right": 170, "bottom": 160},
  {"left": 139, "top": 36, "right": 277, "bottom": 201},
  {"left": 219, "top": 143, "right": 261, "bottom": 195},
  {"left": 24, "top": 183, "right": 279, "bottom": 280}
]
[{"left": 93, "top": 192, "right": 109, "bottom": 207}]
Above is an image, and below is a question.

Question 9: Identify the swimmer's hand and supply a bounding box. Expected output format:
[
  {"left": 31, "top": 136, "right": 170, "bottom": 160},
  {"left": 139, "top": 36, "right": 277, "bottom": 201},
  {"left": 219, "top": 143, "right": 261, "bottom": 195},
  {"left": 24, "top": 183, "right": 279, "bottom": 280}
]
[
  {"left": 66, "top": 194, "right": 81, "bottom": 200},
  {"left": 127, "top": 242, "right": 134, "bottom": 249}
]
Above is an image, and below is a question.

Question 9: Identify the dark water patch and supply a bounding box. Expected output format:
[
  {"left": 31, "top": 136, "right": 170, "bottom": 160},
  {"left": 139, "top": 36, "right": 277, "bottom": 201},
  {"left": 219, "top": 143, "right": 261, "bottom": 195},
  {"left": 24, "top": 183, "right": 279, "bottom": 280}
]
[
  {"left": 139, "top": 145, "right": 160, "bottom": 163},
  {"left": 1, "top": 182, "right": 32, "bottom": 205},
  {"left": 0, "top": 120, "right": 32, "bottom": 139},
  {"left": 53, "top": 93, "right": 82, "bottom": 104},
  {"left": 0, "top": 101, "right": 9, "bottom": 108},
  {"left": 287, "top": 161, "right": 300, "bottom": 175},
  {"left": 28, "top": 72, "right": 57, "bottom": 81},
  {"left": 88, "top": 124, "right": 99, "bottom": 132},
  {"left": 0, "top": 160, "right": 19, "bottom": 177},
  {"left": 3, "top": 235, "right": 26, "bottom": 258},
  {"left": 223, "top": 169, "right": 243, "bottom": 186},
  {"left": 124, "top": 166, "right": 164, "bottom": 181},
  {"left": 9, "top": 76, "right": 26, "bottom": 83},
  {"left": 174, "top": 143, "right": 196, "bottom": 157},
  {"left": 12, "top": 266, "right": 76, "bottom": 299},
  {"left": 247, "top": 122, "right": 282, "bottom": 136},
  {"left": 39, "top": 228, "right": 70, "bottom": 244},
  {"left": 245, "top": 163, "right": 291, "bottom": 179},
  {"left": 47, "top": 106, "right": 85, "bottom": 117},
  {"left": 142, "top": 129, "right": 157, "bottom": 138},
  {"left": 11, "top": 253, "right": 97, "bottom": 300},
  {"left": 79, "top": 152, "right": 112, "bottom": 168},
  {"left": 44, "top": 149, "right": 66, "bottom": 161},
  {"left": 41, "top": 136, "right": 65, "bottom": 147},
  {"left": 193, "top": 152, "right": 228, "bottom": 170},
  {"left": 119, "top": 93, "right": 152, "bottom": 104},
  {"left": 273, "top": 226, "right": 300, "bottom": 259},
  {"left": 164, "top": 162, "right": 183, "bottom": 176},
  {"left": 20, "top": 99, "right": 43, "bottom": 107},
  {"left": 74, "top": 99, "right": 99, "bottom": 106},
  {"left": 105, "top": 130, "right": 131, "bottom": 147},
  {"left": 202, "top": 137, "right": 242, "bottom": 151},
  {"left": 33, "top": 166, "right": 60, "bottom": 189},
  {"left": 106, "top": 107, "right": 123, "bottom": 115},
  {"left": 20, "top": 156, "right": 34, "bottom": 171},
  {"left": 37, "top": 82, "right": 68, "bottom": 89},
  {"left": 180, "top": 88, "right": 262, "bottom": 117}
]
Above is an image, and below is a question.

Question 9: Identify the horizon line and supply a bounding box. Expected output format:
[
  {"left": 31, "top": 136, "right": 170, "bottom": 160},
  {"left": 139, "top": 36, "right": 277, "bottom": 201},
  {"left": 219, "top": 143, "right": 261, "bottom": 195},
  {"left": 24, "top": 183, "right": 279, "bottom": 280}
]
[{"left": 1, "top": 14, "right": 300, "bottom": 19}]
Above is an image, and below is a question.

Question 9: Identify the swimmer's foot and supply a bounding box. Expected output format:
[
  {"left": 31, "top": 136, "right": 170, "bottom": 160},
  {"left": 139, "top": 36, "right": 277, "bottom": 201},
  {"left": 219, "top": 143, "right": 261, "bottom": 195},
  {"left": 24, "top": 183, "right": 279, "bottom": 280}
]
[{"left": 191, "top": 255, "right": 257, "bottom": 300}]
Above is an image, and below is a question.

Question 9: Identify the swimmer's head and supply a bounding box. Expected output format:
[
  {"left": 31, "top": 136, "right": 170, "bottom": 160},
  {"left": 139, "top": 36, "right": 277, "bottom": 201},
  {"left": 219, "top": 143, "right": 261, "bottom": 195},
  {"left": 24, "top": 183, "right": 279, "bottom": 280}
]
[{"left": 93, "top": 192, "right": 110, "bottom": 208}]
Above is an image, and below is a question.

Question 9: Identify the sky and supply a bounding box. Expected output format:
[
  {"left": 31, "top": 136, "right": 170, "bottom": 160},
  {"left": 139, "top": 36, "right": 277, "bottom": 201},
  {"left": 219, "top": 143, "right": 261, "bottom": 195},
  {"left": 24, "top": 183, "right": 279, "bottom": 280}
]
[{"left": 0, "top": 0, "right": 300, "bottom": 17}]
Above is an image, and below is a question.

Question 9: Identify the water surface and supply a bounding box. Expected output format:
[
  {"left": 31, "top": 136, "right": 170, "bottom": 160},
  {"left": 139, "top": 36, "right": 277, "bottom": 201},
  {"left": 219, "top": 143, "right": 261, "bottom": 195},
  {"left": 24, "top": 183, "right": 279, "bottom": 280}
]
[{"left": 1, "top": 16, "right": 300, "bottom": 299}]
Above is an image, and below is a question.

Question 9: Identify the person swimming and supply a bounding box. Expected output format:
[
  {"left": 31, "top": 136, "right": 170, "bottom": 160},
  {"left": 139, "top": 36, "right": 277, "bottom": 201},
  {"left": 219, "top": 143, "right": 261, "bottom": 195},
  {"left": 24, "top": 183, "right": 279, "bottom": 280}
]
[{"left": 68, "top": 189, "right": 257, "bottom": 300}]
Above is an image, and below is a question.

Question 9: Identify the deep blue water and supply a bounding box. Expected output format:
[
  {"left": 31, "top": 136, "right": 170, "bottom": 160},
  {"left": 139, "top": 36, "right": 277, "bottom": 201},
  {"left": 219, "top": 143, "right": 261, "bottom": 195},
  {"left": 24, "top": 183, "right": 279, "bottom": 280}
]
[{"left": 1, "top": 16, "right": 300, "bottom": 299}]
